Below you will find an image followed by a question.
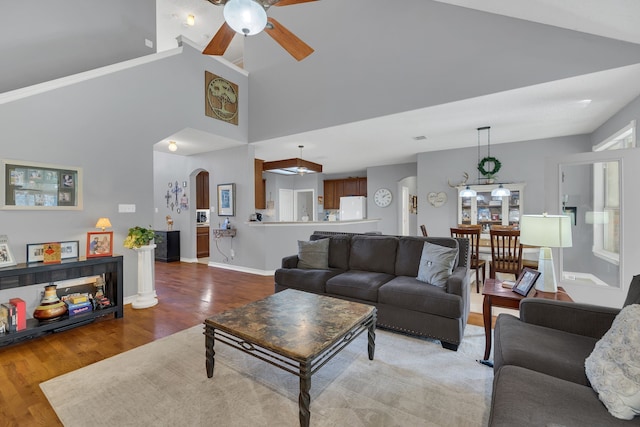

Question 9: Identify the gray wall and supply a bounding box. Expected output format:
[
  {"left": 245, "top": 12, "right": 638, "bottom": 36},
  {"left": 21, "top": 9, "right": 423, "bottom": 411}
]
[
  {"left": 0, "top": 0, "right": 157, "bottom": 93},
  {"left": 366, "top": 163, "right": 418, "bottom": 236},
  {"left": 0, "top": 44, "right": 248, "bottom": 304},
  {"left": 416, "top": 135, "right": 593, "bottom": 237}
]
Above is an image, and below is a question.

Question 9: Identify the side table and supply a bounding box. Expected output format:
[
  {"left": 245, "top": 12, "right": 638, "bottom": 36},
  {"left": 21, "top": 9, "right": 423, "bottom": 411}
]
[{"left": 481, "top": 279, "right": 573, "bottom": 363}]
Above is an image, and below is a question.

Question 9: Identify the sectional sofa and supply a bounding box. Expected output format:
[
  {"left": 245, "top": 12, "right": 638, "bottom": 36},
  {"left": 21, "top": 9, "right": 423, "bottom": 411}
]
[{"left": 274, "top": 232, "right": 470, "bottom": 350}]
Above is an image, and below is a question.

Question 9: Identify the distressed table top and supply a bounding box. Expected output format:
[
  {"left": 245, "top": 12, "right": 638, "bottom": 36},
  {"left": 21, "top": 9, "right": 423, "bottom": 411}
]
[{"left": 205, "top": 289, "right": 375, "bottom": 361}]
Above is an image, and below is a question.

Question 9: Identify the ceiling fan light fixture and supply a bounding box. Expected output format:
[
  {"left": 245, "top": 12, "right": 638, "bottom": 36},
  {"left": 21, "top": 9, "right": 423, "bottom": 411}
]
[{"left": 224, "top": 0, "right": 267, "bottom": 36}]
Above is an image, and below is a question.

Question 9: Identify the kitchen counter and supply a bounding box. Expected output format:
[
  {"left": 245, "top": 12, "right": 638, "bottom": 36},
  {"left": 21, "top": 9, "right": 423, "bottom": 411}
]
[{"left": 245, "top": 219, "right": 379, "bottom": 226}]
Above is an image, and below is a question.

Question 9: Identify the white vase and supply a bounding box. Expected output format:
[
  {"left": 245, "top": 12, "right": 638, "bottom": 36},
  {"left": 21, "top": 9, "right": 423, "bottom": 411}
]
[{"left": 131, "top": 243, "right": 158, "bottom": 309}]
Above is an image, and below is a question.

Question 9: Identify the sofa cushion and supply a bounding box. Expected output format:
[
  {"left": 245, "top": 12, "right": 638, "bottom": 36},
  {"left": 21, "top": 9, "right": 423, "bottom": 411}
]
[
  {"left": 274, "top": 268, "right": 344, "bottom": 293},
  {"left": 378, "top": 276, "right": 462, "bottom": 319},
  {"left": 349, "top": 235, "right": 398, "bottom": 274},
  {"left": 585, "top": 304, "right": 640, "bottom": 420},
  {"left": 326, "top": 270, "right": 394, "bottom": 302},
  {"left": 310, "top": 234, "right": 351, "bottom": 270},
  {"left": 490, "top": 365, "right": 635, "bottom": 427},
  {"left": 297, "top": 238, "right": 329, "bottom": 269},
  {"left": 494, "top": 313, "right": 597, "bottom": 386},
  {"left": 416, "top": 241, "right": 459, "bottom": 288}
]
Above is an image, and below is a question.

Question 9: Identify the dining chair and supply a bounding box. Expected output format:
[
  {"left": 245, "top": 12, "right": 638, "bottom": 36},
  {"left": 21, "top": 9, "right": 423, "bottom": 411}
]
[
  {"left": 420, "top": 225, "right": 428, "bottom": 237},
  {"left": 489, "top": 228, "right": 523, "bottom": 280},
  {"left": 450, "top": 225, "right": 486, "bottom": 293}
]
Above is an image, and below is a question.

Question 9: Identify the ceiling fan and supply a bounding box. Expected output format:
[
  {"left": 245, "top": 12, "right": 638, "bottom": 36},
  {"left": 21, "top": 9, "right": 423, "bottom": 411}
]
[{"left": 203, "top": 0, "right": 318, "bottom": 61}]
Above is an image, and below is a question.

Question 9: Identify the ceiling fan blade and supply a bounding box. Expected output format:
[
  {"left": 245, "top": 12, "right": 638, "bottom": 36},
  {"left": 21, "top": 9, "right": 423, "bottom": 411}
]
[
  {"left": 202, "top": 22, "right": 236, "bottom": 56},
  {"left": 273, "top": 0, "right": 319, "bottom": 6},
  {"left": 265, "top": 17, "right": 314, "bottom": 61}
]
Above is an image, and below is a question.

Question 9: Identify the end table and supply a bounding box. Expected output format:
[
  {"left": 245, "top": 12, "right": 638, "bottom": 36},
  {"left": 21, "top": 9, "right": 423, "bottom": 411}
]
[{"left": 481, "top": 279, "right": 573, "bottom": 363}]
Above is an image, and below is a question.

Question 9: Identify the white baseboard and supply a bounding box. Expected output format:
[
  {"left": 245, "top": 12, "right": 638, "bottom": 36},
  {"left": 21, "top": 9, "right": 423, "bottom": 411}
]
[{"left": 207, "top": 262, "right": 274, "bottom": 276}]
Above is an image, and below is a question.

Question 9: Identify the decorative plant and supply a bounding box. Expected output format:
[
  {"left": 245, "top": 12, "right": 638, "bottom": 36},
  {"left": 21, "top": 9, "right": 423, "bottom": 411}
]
[{"left": 123, "top": 226, "right": 157, "bottom": 249}]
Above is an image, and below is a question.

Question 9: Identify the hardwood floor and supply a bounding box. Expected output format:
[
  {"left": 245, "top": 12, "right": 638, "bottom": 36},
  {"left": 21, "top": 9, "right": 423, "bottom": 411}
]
[{"left": 0, "top": 262, "right": 487, "bottom": 426}]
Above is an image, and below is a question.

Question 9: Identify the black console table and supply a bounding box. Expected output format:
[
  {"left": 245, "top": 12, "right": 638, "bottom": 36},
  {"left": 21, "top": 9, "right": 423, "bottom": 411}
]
[
  {"left": 155, "top": 230, "right": 180, "bottom": 262},
  {"left": 0, "top": 255, "right": 123, "bottom": 347}
]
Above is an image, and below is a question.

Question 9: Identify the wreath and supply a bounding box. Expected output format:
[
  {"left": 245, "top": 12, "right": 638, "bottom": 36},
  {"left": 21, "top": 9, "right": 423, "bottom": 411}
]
[{"left": 477, "top": 156, "right": 502, "bottom": 177}]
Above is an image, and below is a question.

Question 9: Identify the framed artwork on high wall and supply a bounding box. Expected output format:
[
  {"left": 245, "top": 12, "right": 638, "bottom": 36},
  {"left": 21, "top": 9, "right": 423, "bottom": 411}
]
[
  {"left": 217, "top": 183, "right": 235, "bottom": 216},
  {"left": 1, "top": 159, "right": 83, "bottom": 210}
]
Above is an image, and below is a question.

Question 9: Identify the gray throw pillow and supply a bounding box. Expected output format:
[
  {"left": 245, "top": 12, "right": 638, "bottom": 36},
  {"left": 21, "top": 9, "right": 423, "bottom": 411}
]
[
  {"left": 416, "top": 241, "right": 458, "bottom": 288},
  {"left": 297, "top": 238, "right": 329, "bottom": 269}
]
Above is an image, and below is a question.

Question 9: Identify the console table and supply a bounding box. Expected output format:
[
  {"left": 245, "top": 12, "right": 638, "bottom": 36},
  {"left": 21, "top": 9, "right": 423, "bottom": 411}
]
[{"left": 0, "top": 256, "right": 123, "bottom": 347}]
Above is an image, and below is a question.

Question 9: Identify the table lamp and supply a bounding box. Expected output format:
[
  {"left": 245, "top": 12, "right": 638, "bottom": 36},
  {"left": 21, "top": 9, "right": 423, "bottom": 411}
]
[
  {"left": 95, "top": 217, "right": 112, "bottom": 231},
  {"left": 519, "top": 213, "right": 572, "bottom": 293}
]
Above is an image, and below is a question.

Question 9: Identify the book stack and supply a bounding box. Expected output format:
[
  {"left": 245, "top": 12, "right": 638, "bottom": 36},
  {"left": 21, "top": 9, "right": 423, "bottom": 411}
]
[
  {"left": 9, "top": 298, "right": 26, "bottom": 331},
  {"left": 62, "top": 293, "right": 93, "bottom": 317},
  {"left": 0, "top": 302, "right": 17, "bottom": 333}
]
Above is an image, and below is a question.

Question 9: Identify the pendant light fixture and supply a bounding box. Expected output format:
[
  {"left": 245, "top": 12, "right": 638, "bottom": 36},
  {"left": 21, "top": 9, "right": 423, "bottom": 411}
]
[
  {"left": 459, "top": 186, "right": 476, "bottom": 198},
  {"left": 491, "top": 184, "right": 511, "bottom": 197}
]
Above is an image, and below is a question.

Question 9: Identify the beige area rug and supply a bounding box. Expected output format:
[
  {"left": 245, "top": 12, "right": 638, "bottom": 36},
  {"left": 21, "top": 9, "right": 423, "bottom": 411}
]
[{"left": 41, "top": 324, "right": 493, "bottom": 427}]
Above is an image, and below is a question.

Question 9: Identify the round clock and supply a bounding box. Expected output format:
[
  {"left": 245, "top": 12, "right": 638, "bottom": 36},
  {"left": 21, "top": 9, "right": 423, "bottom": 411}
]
[{"left": 374, "top": 188, "right": 393, "bottom": 207}]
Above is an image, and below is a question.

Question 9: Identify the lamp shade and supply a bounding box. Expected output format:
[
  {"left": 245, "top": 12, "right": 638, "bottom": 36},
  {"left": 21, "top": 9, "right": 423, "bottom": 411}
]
[
  {"left": 95, "top": 218, "right": 112, "bottom": 231},
  {"left": 491, "top": 184, "right": 511, "bottom": 197},
  {"left": 224, "top": 0, "right": 267, "bottom": 36},
  {"left": 459, "top": 186, "right": 477, "bottom": 198},
  {"left": 520, "top": 214, "right": 572, "bottom": 248}
]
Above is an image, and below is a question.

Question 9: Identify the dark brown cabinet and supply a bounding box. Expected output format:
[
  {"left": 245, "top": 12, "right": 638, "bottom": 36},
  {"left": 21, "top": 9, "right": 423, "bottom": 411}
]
[
  {"left": 323, "top": 177, "right": 367, "bottom": 209},
  {"left": 154, "top": 230, "right": 180, "bottom": 262},
  {"left": 254, "top": 158, "right": 266, "bottom": 209},
  {"left": 197, "top": 227, "right": 210, "bottom": 258},
  {"left": 196, "top": 171, "right": 209, "bottom": 209}
]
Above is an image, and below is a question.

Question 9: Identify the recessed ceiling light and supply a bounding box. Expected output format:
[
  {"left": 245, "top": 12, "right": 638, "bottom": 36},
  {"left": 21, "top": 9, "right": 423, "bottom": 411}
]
[{"left": 413, "top": 135, "right": 427, "bottom": 141}]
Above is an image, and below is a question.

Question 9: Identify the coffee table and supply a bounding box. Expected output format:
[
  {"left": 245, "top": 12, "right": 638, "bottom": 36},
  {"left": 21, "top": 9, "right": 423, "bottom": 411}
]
[
  {"left": 481, "top": 278, "right": 573, "bottom": 363},
  {"left": 204, "top": 289, "right": 376, "bottom": 427}
]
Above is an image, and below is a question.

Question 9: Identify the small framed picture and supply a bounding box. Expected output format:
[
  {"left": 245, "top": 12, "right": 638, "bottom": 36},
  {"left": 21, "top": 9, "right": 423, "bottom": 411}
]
[
  {"left": 0, "top": 235, "right": 17, "bottom": 268},
  {"left": 512, "top": 267, "right": 541, "bottom": 296},
  {"left": 217, "top": 183, "right": 235, "bottom": 216},
  {"left": 86, "top": 231, "right": 113, "bottom": 258},
  {"left": 60, "top": 240, "right": 79, "bottom": 260}
]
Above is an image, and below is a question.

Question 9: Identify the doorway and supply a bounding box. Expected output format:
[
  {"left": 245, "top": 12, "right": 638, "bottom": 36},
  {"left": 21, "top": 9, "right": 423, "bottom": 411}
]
[{"left": 196, "top": 170, "right": 210, "bottom": 261}]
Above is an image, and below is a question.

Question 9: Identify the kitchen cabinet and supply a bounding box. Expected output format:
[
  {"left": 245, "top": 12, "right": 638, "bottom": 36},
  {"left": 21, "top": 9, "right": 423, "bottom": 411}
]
[
  {"left": 196, "top": 171, "right": 209, "bottom": 209},
  {"left": 196, "top": 226, "right": 210, "bottom": 258},
  {"left": 457, "top": 183, "right": 525, "bottom": 236},
  {"left": 254, "top": 159, "right": 266, "bottom": 209},
  {"left": 323, "top": 177, "right": 367, "bottom": 209}
]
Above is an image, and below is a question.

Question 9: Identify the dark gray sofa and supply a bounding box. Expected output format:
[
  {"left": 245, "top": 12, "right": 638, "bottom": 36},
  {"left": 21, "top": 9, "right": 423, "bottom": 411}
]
[
  {"left": 489, "top": 275, "right": 640, "bottom": 426},
  {"left": 274, "top": 232, "right": 470, "bottom": 350}
]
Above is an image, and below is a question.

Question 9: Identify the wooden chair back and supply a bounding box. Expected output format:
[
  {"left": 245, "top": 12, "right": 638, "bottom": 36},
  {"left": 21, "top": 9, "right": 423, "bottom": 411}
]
[
  {"left": 420, "top": 225, "right": 428, "bottom": 237},
  {"left": 450, "top": 225, "right": 485, "bottom": 292},
  {"left": 489, "top": 228, "right": 523, "bottom": 278}
]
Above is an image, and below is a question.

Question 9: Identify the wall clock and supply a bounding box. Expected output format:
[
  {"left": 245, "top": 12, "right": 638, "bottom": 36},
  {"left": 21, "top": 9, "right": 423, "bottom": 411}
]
[
  {"left": 427, "top": 191, "right": 448, "bottom": 208},
  {"left": 374, "top": 188, "right": 393, "bottom": 207}
]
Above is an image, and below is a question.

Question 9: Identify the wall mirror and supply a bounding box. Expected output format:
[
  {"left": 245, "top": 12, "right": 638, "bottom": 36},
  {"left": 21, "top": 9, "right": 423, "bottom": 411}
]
[{"left": 559, "top": 160, "right": 621, "bottom": 288}]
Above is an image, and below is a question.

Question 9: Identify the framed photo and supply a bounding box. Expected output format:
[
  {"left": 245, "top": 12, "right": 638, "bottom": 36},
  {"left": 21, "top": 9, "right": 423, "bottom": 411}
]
[
  {"left": 86, "top": 231, "right": 113, "bottom": 258},
  {"left": 512, "top": 267, "right": 541, "bottom": 296},
  {"left": 26, "top": 240, "right": 80, "bottom": 263},
  {"left": 0, "top": 235, "right": 17, "bottom": 268},
  {"left": 217, "top": 183, "right": 235, "bottom": 216},
  {"left": 1, "top": 159, "right": 83, "bottom": 210}
]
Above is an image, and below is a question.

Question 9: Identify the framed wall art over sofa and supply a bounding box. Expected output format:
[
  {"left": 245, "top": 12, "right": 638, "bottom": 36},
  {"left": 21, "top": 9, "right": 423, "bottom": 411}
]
[{"left": 1, "top": 159, "right": 83, "bottom": 210}]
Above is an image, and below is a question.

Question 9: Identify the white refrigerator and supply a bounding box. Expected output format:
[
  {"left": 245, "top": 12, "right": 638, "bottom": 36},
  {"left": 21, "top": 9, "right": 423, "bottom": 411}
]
[{"left": 339, "top": 196, "right": 367, "bottom": 220}]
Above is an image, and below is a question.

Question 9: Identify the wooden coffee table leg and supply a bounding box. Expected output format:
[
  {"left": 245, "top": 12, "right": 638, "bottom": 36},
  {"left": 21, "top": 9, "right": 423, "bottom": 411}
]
[
  {"left": 205, "top": 327, "right": 216, "bottom": 378},
  {"left": 299, "top": 363, "right": 311, "bottom": 427},
  {"left": 483, "top": 295, "right": 492, "bottom": 361}
]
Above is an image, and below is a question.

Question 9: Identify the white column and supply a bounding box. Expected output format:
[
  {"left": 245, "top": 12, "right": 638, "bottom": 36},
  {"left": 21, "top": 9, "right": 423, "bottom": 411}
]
[{"left": 132, "top": 244, "right": 158, "bottom": 309}]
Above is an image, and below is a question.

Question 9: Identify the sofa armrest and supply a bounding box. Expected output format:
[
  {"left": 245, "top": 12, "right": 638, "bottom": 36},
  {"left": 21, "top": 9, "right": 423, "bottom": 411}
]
[
  {"left": 519, "top": 299, "right": 620, "bottom": 339},
  {"left": 446, "top": 266, "right": 469, "bottom": 298},
  {"left": 281, "top": 255, "right": 299, "bottom": 269}
]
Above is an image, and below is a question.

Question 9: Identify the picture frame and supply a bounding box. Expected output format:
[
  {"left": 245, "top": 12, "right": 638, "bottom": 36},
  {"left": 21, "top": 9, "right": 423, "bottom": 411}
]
[
  {"left": 86, "top": 232, "right": 113, "bottom": 258},
  {"left": 1, "top": 159, "right": 83, "bottom": 210},
  {"left": 217, "top": 183, "right": 235, "bottom": 216},
  {"left": 0, "top": 235, "right": 17, "bottom": 268},
  {"left": 26, "top": 240, "right": 80, "bottom": 263},
  {"left": 512, "top": 267, "right": 541, "bottom": 296}
]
